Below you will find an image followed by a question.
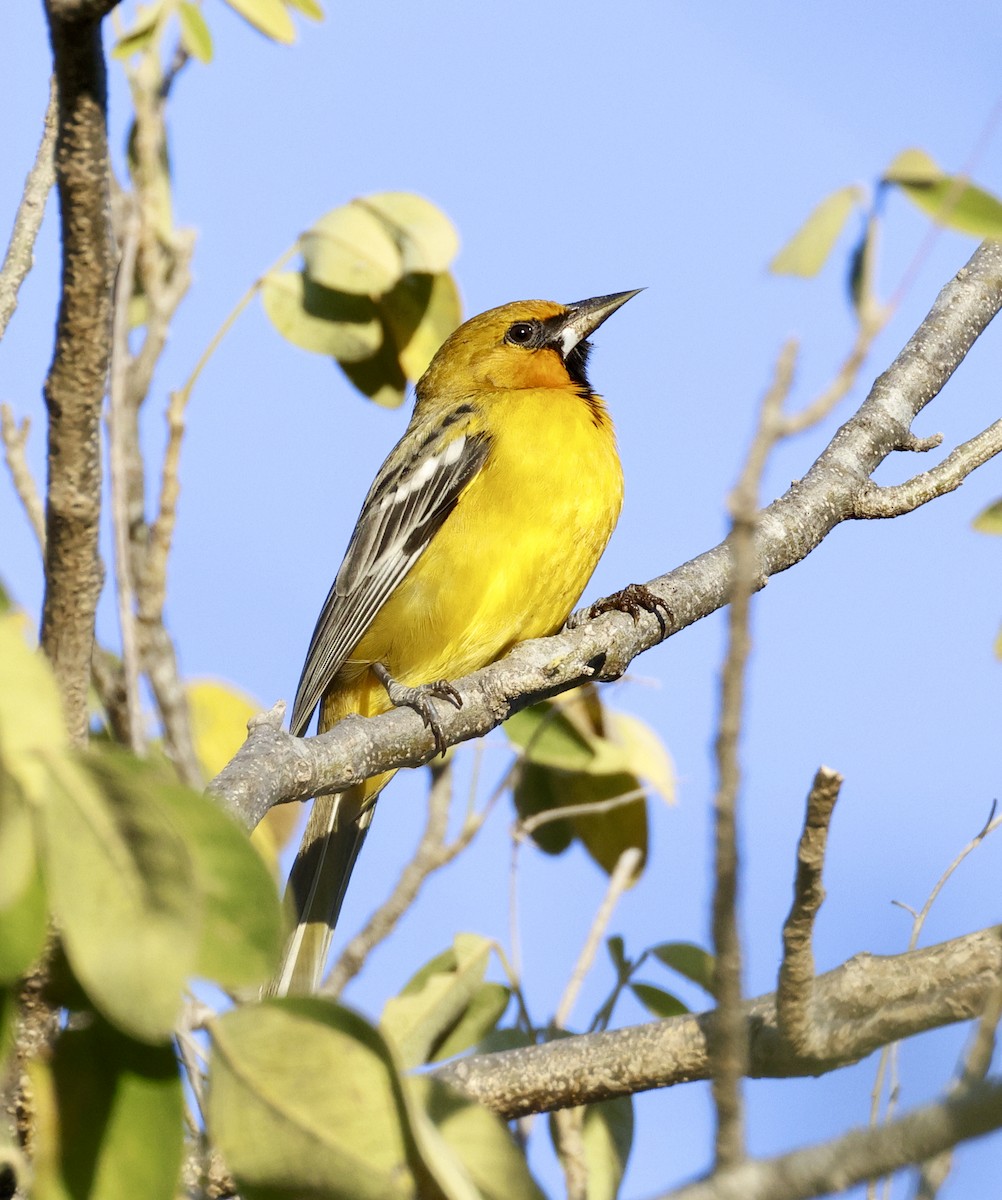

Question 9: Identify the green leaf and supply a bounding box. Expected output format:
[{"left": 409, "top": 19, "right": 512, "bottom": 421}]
[
  {"left": 379, "top": 272, "right": 461, "bottom": 381},
  {"left": 381, "top": 933, "right": 493, "bottom": 1068},
  {"left": 606, "top": 935, "right": 627, "bottom": 973},
  {"left": 285, "top": 0, "right": 324, "bottom": 18},
  {"left": 0, "top": 861, "right": 47, "bottom": 984},
  {"left": 884, "top": 149, "right": 1002, "bottom": 238},
  {"left": 87, "top": 751, "right": 283, "bottom": 989},
  {"left": 511, "top": 762, "right": 575, "bottom": 855},
  {"left": 338, "top": 339, "right": 409, "bottom": 409},
  {"left": 847, "top": 213, "right": 880, "bottom": 322},
  {"left": 972, "top": 499, "right": 1002, "bottom": 535},
  {"left": 562, "top": 770, "right": 647, "bottom": 878},
  {"left": 650, "top": 941, "right": 715, "bottom": 994},
  {"left": 178, "top": 1, "right": 213, "bottom": 62},
  {"left": 429, "top": 983, "right": 510, "bottom": 1063},
  {"left": 223, "top": 0, "right": 296, "bottom": 42},
  {"left": 209, "top": 998, "right": 481, "bottom": 1200},
  {"left": 995, "top": 625, "right": 1002, "bottom": 660},
  {"left": 261, "top": 271, "right": 383, "bottom": 362},
  {"left": 629, "top": 983, "right": 688, "bottom": 1019},
  {"left": 360, "top": 193, "right": 460, "bottom": 276},
  {"left": 30, "top": 1024, "right": 183, "bottom": 1200},
  {"left": 111, "top": 0, "right": 165, "bottom": 59},
  {"left": 418, "top": 1077, "right": 545, "bottom": 1200},
  {"left": 581, "top": 1097, "right": 634, "bottom": 1200},
  {"left": 0, "top": 614, "right": 69, "bottom": 799},
  {"left": 0, "top": 769, "right": 36, "bottom": 910},
  {"left": 770, "top": 185, "right": 864, "bottom": 277},
  {"left": 606, "top": 711, "right": 675, "bottom": 805},
  {"left": 505, "top": 704, "right": 596, "bottom": 772},
  {"left": 301, "top": 203, "right": 403, "bottom": 295},
  {"left": 39, "top": 755, "right": 198, "bottom": 1043}
]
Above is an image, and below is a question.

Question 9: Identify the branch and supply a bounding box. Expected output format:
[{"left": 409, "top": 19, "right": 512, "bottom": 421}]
[
  {"left": 209, "top": 241, "right": 1002, "bottom": 831},
  {"left": 39, "top": 2, "right": 117, "bottom": 742},
  {"left": 0, "top": 79, "right": 56, "bottom": 343},
  {"left": 655, "top": 1077, "right": 1002, "bottom": 1200},
  {"left": 432, "top": 925, "right": 1002, "bottom": 1119}
]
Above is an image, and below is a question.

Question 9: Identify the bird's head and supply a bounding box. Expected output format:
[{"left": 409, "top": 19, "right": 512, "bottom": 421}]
[{"left": 416, "top": 290, "right": 641, "bottom": 401}]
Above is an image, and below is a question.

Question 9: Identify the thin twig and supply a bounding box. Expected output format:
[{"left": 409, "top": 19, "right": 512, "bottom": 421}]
[
  {"left": 776, "top": 767, "right": 843, "bottom": 1055},
  {"left": 0, "top": 78, "right": 57, "bottom": 342},
  {"left": 553, "top": 847, "right": 643, "bottom": 1031},
  {"left": 552, "top": 1107, "right": 588, "bottom": 1200},
  {"left": 1, "top": 406, "right": 46, "bottom": 549},
  {"left": 106, "top": 204, "right": 145, "bottom": 753},
  {"left": 516, "top": 787, "right": 648, "bottom": 839}
]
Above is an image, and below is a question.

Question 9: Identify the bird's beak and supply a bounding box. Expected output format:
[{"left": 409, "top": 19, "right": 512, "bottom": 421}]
[{"left": 555, "top": 289, "right": 643, "bottom": 356}]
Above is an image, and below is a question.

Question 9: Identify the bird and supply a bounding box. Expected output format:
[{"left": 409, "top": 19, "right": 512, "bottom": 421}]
[{"left": 275, "top": 289, "right": 643, "bottom": 995}]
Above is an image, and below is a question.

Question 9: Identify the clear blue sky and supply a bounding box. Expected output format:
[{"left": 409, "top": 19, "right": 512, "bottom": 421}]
[{"left": 2, "top": 3, "right": 1001, "bottom": 1196}]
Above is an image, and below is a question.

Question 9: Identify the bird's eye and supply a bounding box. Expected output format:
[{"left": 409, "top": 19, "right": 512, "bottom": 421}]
[{"left": 505, "top": 322, "right": 536, "bottom": 346}]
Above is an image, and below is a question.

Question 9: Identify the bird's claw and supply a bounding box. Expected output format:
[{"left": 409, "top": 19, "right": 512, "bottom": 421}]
[
  {"left": 372, "top": 664, "right": 462, "bottom": 755},
  {"left": 575, "top": 583, "right": 672, "bottom": 637}
]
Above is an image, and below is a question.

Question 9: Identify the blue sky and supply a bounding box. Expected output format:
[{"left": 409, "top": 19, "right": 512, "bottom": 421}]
[{"left": 2, "top": 2, "right": 1001, "bottom": 1196}]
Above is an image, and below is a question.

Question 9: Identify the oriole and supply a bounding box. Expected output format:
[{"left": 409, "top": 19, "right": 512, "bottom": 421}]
[{"left": 276, "top": 290, "right": 640, "bottom": 995}]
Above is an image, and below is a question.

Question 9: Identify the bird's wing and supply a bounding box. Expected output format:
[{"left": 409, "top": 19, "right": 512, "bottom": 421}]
[{"left": 289, "top": 428, "right": 491, "bottom": 736}]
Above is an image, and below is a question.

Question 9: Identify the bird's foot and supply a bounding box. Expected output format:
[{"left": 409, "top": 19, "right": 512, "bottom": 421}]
[
  {"left": 372, "top": 663, "right": 462, "bottom": 755},
  {"left": 568, "top": 583, "right": 672, "bottom": 636}
]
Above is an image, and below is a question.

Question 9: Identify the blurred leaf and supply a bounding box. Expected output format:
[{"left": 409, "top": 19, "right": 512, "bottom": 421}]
[
  {"left": 884, "top": 148, "right": 1002, "bottom": 238},
  {"left": 883, "top": 147, "right": 944, "bottom": 185},
  {"left": 338, "top": 338, "right": 408, "bottom": 408},
  {"left": 505, "top": 704, "right": 595, "bottom": 772},
  {"left": 88, "top": 751, "right": 283, "bottom": 989},
  {"left": 302, "top": 203, "right": 402, "bottom": 295},
  {"left": 40, "top": 755, "right": 198, "bottom": 1043},
  {"left": 222, "top": 0, "right": 296, "bottom": 43},
  {"left": 429, "top": 983, "right": 510, "bottom": 1064},
  {"left": 470, "top": 1026, "right": 536, "bottom": 1055},
  {"left": 847, "top": 212, "right": 880, "bottom": 322},
  {"left": 0, "top": 614, "right": 68, "bottom": 798},
  {"left": 419, "top": 1077, "right": 545, "bottom": 1200},
  {"left": 581, "top": 1097, "right": 634, "bottom": 1200},
  {"left": 382, "top": 933, "right": 493, "bottom": 1068},
  {"left": 770, "top": 186, "right": 864, "bottom": 276},
  {"left": 650, "top": 942, "right": 715, "bottom": 995},
  {"left": 0, "top": 769, "right": 36, "bottom": 909},
  {"left": 995, "top": 625, "right": 1002, "bottom": 660},
  {"left": 210, "top": 998, "right": 481, "bottom": 1200},
  {"left": 972, "top": 499, "right": 1002, "bottom": 535},
  {"left": 111, "top": 0, "right": 165, "bottom": 58},
  {"left": 187, "top": 678, "right": 259, "bottom": 778},
  {"left": 607, "top": 711, "right": 675, "bottom": 805},
  {"left": 380, "top": 272, "right": 461, "bottom": 381},
  {"left": 512, "top": 763, "right": 574, "bottom": 855},
  {"left": 285, "top": 0, "right": 324, "bottom": 17},
  {"left": 0, "top": 861, "right": 46, "bottom": 984},
  {"left": 178, "top": 1, "right": 213, "bottom": 62},
  {"left": 361, "top": 193, "right": 460, "bottom": 276},
  {"left": 606, "top": 935, "right": 627, "bottom": 973},
  {"left": 261, "top": 271, "right": 382, "bottom": 362},
  {"left": 565, "top": 770, "right": 647, "bottom": 877},
  {"left": 30, "top": 1024, "right": 183, "bottom": 1200},
  {"left": 629, "top": 983, "right": 688, "bottom": 1019}
]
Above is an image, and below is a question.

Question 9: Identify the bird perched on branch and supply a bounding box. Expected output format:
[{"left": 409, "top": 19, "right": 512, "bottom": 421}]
[{"left": 276, "top": 289, "right": 643, "bottom": 995}]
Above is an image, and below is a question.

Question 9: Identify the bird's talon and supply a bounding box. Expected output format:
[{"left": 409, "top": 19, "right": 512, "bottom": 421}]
[
  {"left": 588, "top": 583, "right": 672, "bottom": 636},
  {"left": 372, "top": 664, "right": 460, "bottom": 754}
]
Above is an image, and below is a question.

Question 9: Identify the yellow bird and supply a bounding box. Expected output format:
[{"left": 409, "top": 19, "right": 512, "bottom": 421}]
[{"left": 277, "top": 290, "right": 641, "bottom": 995}]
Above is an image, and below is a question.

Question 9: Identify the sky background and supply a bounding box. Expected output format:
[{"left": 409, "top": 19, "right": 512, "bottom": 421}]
[{"left": 2, "top": 2, "right": 1001, "bottom": 1196}]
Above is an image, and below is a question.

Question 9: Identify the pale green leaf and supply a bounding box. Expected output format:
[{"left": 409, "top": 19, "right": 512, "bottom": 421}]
[
  {"left": 338, "top": 339, "right": 409, "bottom": 408},
  {"left": 419, "top": 1077, "right": 545, "bottom": 1200},
  {"left": 629, "top": 983, "right": 688, "bottom": 1018},
  {"left": 972, "top": 499, "right": 1002, "bottom": 534},
  {"left": 883, "top": 147, "right": 944, "bottom": 185},
  {"left": 650, "top": 941, "right": 715, "bottom": 994},
  {"left": 361, "top": 193, "right": 460, "bottom": 276},
  {"left": 285, "top": 0, "right": 324, "bottom": 19},
  {"left": 223, "top": 0, "right": 296, "bottom": 42},
  {"left": 380, "top": 271, "right": 461, "bottom": 381},
  {"left": 210, "top": 999, "right": 481, "bottom": 1200},
  {"left": 261, "top": 271, "right": 382, "bottom": 362},
  {"left": 581, "top": 1097, "right": 634, "bottom": 1200},
  {"left": 178, "top": 1, "right": 213, "bottom": 62},
  {"left": 0, "top": 771, "right": 36, "bottom": 910},
  {"left": 301, "top": 203, "right": 403, "bottom": 295},
  {"left": 0, "top": 862, "right": 46, "bottom": 984},
  {"left": 995, "top": 624, "right": 1002, "bottom": 660},
  {"left": 505, "top": 704, "right": 595, "bottom": 772},
  {"left": 111, "top": 0, "right": 165, "bottom": 58},
  {"left": 87, "top": 751, "right": 283, "bottom": 990},
  {"left": 0, "top": 614, "right": 68, "bottom": 801},
  {"left": 41, "top": 756, "right": 198, "bottom": 1043},
  {"left": 381, "top": 934, "right": 493, "bottom": 1069},
  {"left": 31, "top": 1025, "right": 183, "bottom": 1200},
  {"left": 770, "top": 185, "right": 864, "bottom": 277},
  {"left": 897, "top": 178, "right": 1002, "bottom": 238},
  {"left": 607, "top": 711, "right": 675, "bottom": 804},
  {"left": 429, "top": 983, "right": 510, "bottom": 1063}
]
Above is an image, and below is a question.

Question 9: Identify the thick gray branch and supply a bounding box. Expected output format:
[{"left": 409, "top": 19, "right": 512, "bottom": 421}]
[
  {"left": 432, "top": 926, "right": 1002, "bottom": 1119},
  {"left": 210, "top": 241, "right": 1002, "bottom": 830}
]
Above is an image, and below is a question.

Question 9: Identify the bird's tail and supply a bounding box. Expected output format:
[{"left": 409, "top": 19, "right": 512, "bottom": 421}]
[{"left": 273, "top": 772, "right": 392, "bottom": 996}]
